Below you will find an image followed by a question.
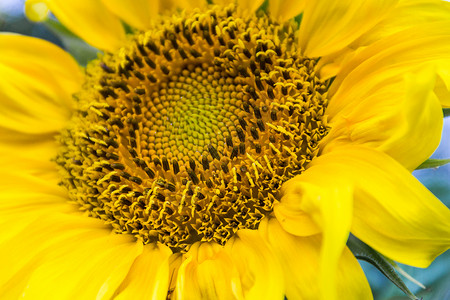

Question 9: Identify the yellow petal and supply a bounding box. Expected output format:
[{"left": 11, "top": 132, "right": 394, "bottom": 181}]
[
  {"left": 435, "top": 61, "right": 450, "bottom": 108},
  {"left": 213, "top": 0, "right": 232, "bottom": 6},
  {"left": 24, "top": 0, "right": 50, "bottom": 21},
  {"left": 276, "top": 171, "right": 353, "bottom": 300},
  {"left": 0, "top": 170, "right": 66, "bottom": 200},
  {"left": 165, "top": 0, "right": 207, "bottom": 12},
  {"left": 235, "top": 0, "right": 265, "bottom": 15},
  {"left": 317, "top": 0, "right": 450, "bottom": 79},
  {"left": 329, "top": 21, "right": 450, "bottom": 104},
  {"left": 224, "top": 229, "right": 284, "bottom": 300},
  {"left": 357, "top": 0, "right": 450, "bottom": 47},
  {"left": 0, "top": 198, "right": 72, "bottom": 250},
  {"left": 298, "top": 0, "right": 397, "bottom": 57},
  {"left": 174, "top": 242, "right": 244, "bottom": 300},
  {"left": 212, "top": 0, "right": 263, "bottom": 13},
  {"left": 100, "top": 0, "right": 159, "bottom": 30},
  {"left": 0, "top": 34, "right": 74, "bottom": 202},
  {"left": 273, "top": 200, "right": 321, "bottom": 236},
  {"left": 268, "top": 0, "right": 305, "bottom": 22},
  {"left": 0, "top": 213, "right": 142, "bottom": 299},
  {"left": 316, "top": 44, "right": 370, "bottom": 80},
  {"left": 25, "top": 0, "right": 126, "bottom": 51},
  {"left": 0, "top": 142, "right": 65, "bottom": 216},
  {"left": 113, "top": 243, "right": 173, "bottom": 300},
  {"left": 167, "top": 253, "right": 184, "bottom": 297},
  {"left": 0, "top": 34, "right": 82, "bottom": 135},
  {"left": 0, "top": 179, "right": 73, "bottom": 245},
  {"left": 0, "top": 143, "right": 61, "bottom": 187},
  {"left": 337, "top": 247, "right": 373, "bottom": 299},
  {"left": 0, "top": 146, "right": 65, "bottom": 244},
  {"left": 309, "top": 145, "right": 450, "bottom": 268},
  {"left": 259, "top": 218, "right": 372, "bottom": 300},
  {"left": 324, "top": 65, "right": 443, "bottom": 171},
  {"left": 0, "top": 189, "right": 69, "bottom": 222}
]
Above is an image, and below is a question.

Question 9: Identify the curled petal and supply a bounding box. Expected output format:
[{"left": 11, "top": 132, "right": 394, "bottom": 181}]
[
  {"left": 275, "top": 171, "right": 353, "bottom": 299},
  {"left": 259, "top": 218, "right": 372, "bottom": 300},
  {"left": 309, "top": 145, "right": 450, "bottom": 267}
]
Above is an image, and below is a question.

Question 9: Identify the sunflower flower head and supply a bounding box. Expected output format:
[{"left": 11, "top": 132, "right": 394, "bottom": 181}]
[
  {"left": 56, "top": 4, "right": 330, "bottom": 252},
  {"left": 1, "top": 0, "right": 450, "bottom": 299}
]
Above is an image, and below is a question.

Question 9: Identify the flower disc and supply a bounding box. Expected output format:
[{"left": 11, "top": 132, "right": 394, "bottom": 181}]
[{"left": 57, "top": 4, "right": 330, "bottom": 252}]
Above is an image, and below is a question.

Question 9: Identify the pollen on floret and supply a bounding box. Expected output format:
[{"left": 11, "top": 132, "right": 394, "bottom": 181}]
[{"left": 56, "top": 4, "right": 330, "bottom": 253}]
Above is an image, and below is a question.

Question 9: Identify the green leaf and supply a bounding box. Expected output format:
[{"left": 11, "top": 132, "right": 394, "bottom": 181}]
[
  {"left": 444, "top": 108, "right": 450, "bottom": 118},
  {"left": 416, "top": 158, "right": 450, "bottom": 170},
  {"left": 347, "top": 235, "right": 419, "bottom": 300}
]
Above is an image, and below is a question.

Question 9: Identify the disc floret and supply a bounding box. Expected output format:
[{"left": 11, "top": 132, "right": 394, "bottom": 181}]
[{"left": 57, "top": 4, "right": 330, "bottom": 252}]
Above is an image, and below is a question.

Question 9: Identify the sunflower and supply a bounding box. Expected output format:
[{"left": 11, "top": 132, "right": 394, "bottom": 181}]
[{"left": 1, "top": 0, "right": 450, "bottom": 299}]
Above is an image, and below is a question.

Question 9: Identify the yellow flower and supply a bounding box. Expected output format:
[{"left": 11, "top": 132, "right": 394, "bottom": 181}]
[{"left": 1, "top": 0, "right": 450, "bottom": 299}]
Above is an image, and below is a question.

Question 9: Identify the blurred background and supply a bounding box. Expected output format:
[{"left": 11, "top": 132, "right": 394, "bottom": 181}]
[{"left": 1, "top": 1, "right": 449, "bottom": 299}]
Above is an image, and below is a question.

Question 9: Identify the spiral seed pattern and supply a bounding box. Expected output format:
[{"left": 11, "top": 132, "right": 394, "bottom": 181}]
[{"left": 57, "top": 4, "right": 330, "bottom": 252}]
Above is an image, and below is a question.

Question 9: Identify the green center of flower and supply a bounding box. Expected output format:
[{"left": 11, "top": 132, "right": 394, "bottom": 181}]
[{"left": 56, "top": 4, "right": 330, "bottom": 252}]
